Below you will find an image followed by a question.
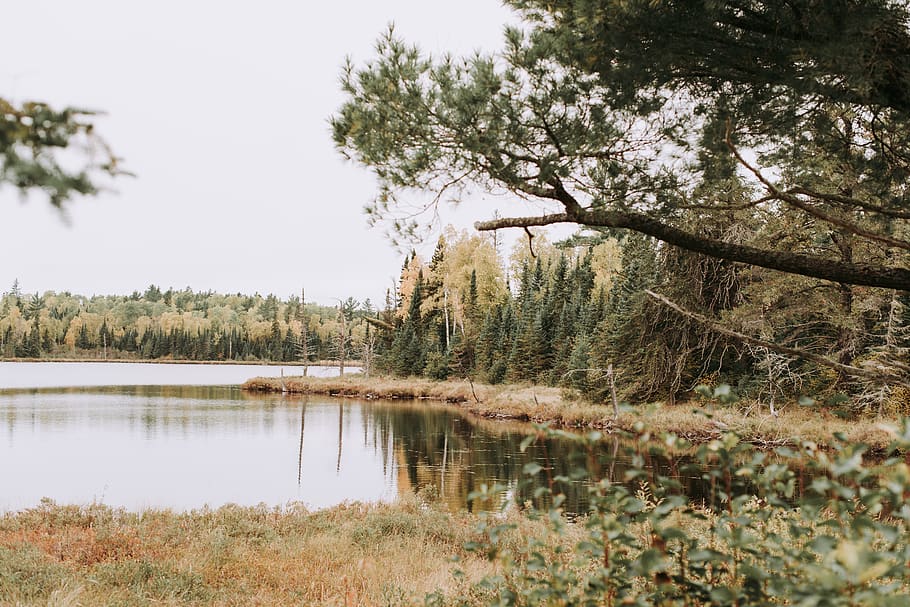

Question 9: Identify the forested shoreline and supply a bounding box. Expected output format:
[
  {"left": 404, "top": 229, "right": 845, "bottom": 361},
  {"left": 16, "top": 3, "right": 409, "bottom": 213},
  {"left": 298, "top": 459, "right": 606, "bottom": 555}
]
[
  {"left": 370, "top": 229, "right": 909, "bottom": 417},
  {"left": 7, "top": 0, "right": 910, "bottom": 604},
  {"left": 7, "top": 221, "right": 907, "bottom": 417},
  {"left": 0, "top": 283, "right": 372, "bottom": 365}
]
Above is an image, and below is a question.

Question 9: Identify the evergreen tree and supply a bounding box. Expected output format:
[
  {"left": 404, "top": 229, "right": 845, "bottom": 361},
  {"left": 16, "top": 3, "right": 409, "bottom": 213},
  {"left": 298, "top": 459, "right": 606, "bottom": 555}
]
[
  {"left": 76, "top": 323, "right": 92, "bottom": 350},
  {"left": 334, "top": 1, "right": 910, "bottom": 291},
  {"left": 388, "top": 271, "right": 427, "bottom": 376},
  {"left": 269, "top": 315, "right": 282, "bottom": 361},
  {"left": 17, "top": 315, "right": 41, "bottom": 358}
]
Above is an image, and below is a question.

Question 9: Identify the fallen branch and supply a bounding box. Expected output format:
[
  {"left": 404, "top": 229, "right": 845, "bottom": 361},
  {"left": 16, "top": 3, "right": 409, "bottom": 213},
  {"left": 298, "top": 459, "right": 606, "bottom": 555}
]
[
  {"left": 645, "top": 289, "right": 910, "bottom": 388},
  {"left": 474, "top": 211, "right": 910, "bottom": 291}
]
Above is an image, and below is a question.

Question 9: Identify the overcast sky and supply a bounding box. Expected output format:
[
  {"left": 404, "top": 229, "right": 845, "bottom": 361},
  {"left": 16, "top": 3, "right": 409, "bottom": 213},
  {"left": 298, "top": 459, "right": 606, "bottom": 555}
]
[{"left": 0, "top": 1, "right": 539, "bottom": 305}]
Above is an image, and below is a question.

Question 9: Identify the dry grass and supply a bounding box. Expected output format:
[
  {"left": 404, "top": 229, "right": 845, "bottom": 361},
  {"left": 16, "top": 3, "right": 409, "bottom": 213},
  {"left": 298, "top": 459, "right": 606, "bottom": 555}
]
[
  {"left": 4, "top": 492, "right": 897, "bottom": 607},
  {"left": 243, "top": 374, "right": 899, "bottom": 451},
  {"left": 243, "top": 374, "right": 495, "bottom": 402},
  {"left": 0, "top": 498, "right": 505, "bottom": 607},
  {"left": 614, "top": 400, "right": 898, "bottom": 451}
]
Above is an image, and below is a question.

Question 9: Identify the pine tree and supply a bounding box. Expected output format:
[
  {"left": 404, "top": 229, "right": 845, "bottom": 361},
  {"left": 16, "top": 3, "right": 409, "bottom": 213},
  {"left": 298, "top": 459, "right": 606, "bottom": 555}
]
[
  {"left": 269, "top": 315, "right": 282, "bottom": 361},
  {"left": 18, "top": 314, "right": 41, "bottom": 358},
  {"left": 590, "top": 234, "right": 659, "bottom": 398},
  {"left": 76, "top": 323, "right": 92, "bottom": 350},
  {"left": 389, "top": 271, "right": 427, "bottom": 376},
  {"left": 566, "top": 333, "right": 593, "bottom": 393}
]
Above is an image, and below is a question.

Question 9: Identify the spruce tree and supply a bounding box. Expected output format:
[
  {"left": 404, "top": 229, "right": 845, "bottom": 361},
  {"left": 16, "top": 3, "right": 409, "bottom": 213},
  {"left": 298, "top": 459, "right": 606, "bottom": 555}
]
[
  {"left": 389, "top": 271, "right": 427, "bottom": 376},
  {"left": 76, "top": 323, "right": 92, "bottom": 350}
]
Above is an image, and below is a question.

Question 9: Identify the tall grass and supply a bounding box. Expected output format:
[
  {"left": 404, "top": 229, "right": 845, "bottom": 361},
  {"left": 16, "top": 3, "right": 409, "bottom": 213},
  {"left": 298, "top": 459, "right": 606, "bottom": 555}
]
[{"left": 0, "top": 498, "right": 496, "bottom": 606}]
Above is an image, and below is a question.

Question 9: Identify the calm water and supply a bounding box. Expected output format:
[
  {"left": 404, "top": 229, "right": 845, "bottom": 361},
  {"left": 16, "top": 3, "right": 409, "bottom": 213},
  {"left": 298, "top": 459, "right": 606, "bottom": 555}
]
[
  {"left": 0, "top": 384, "right": 570, "bottom": 511},
  {"left": 0, "top": 362, "right": 712, "bottom": 512},
  {"left": 0, "top": 361, "right": 347, "bottom": 390}
]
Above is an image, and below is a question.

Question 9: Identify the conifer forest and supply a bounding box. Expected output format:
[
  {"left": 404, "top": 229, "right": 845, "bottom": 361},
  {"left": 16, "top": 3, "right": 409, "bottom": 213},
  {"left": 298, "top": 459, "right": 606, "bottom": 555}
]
[{"left": 4, "top": 219, "right": 908, "bottom": 413}]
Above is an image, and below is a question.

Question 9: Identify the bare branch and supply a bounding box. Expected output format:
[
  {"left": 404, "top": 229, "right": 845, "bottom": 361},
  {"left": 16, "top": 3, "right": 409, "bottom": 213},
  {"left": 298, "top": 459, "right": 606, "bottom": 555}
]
[
  {"left": 535, "top": 110, "right": 566, "bottom": 158},
  {"left": 645, "top": 289, "right": 910, "bottom": 388},
  {"left": 724, "top": 121, "right": 910, "bottom": 252},
  {"left": 548, "top": 176, "right": 586, "bottom": 219},
  {"left": 524, "top": 227, "right": 537, "bottom": 258},
  {"left": 677, "top": 194, "right": 778, "bottom": 211},
  {"left": 787, "top": 186, "right": 910, "bottom": 220},
  {"left": 364, "top": 316, "right": 396, "bottom": 331},
  {"left": 476, "top": 212, "right": 570, "bottom": 230}
]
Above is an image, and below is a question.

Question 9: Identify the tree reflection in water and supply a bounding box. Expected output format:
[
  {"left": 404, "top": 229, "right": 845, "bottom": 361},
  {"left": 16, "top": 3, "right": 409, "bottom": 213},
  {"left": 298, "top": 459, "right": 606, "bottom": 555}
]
[
  {"left": 0, "top": 386, "right": 802, "bottom": 511},
  {"left": 295, "top": 397, "right": 766, "bottom": 514}
]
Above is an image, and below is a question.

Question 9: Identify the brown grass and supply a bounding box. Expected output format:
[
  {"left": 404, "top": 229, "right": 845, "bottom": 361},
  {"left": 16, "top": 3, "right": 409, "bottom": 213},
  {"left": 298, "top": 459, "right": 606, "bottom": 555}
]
[
  {"left": 0, "top": 498, "right": 503, "bottom": 606},
  {"left": 243, "top": 374, "right": 493, "bottom": 401},
  {"left": 243, "top": 374, "right": 899, "bottom": 451}
]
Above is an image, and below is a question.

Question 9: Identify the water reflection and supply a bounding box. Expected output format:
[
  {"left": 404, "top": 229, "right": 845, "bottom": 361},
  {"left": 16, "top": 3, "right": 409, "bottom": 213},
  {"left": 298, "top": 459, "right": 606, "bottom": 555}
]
[
  {"left": 0, "top": 385, "right": 752, "bottom": 513},
  {"left": 0, "top": 361, "right": 352, "bottom": 390},
  {"left": 297, "top": 400, "right": 306, "bottom": 486}
]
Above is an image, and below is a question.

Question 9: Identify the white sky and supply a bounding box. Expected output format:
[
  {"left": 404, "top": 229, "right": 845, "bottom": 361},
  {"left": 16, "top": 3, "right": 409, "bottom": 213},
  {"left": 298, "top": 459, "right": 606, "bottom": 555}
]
[{"left": 0, "top": 1, "right": 556, "bottom": 306}]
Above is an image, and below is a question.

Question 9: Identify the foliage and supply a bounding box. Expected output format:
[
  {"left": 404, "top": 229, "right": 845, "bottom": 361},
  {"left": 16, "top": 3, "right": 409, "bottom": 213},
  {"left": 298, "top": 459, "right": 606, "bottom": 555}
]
[
  {"left": 462, "top": 396, "right": 910, "bottom": 606},
  {"left": 0, "top": 284, "right": 375, "bottom": 363},
  {"left": 334, "top": 1, "right": 910, "bottom": 291},
  {"left": 0, "top": 97, "right": 122, "bottom": 207},
  {"left": 333, "top": 0, "right": 910, "bottom": 408},
  {"left": 371, "top": 227, "right": 907, "bottom": 409},
  {"left": 375, "top": 231, "right": 617, "bottom": 389}
]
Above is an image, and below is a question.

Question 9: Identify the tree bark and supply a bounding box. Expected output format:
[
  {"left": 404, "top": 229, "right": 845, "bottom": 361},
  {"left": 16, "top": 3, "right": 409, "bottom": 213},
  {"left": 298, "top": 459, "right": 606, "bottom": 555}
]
[{"left": 475, "top": 209, "right": 910, "bottom": 291}]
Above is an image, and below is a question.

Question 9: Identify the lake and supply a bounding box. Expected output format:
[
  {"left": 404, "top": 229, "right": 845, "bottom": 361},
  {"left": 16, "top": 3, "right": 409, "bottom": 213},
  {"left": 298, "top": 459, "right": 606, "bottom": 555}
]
[
  {"left": 0, "top": 362, "right": 708, "bottom": 512},
  {"left": 0, "top": 360, "right": 345, "bottom": 390}
]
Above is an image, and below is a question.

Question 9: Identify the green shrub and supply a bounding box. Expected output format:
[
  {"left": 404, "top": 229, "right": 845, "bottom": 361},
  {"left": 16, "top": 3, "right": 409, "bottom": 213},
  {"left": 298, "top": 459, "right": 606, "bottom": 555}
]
[{"left": 460, "top": 391, "right": 910, "bottom": 606}]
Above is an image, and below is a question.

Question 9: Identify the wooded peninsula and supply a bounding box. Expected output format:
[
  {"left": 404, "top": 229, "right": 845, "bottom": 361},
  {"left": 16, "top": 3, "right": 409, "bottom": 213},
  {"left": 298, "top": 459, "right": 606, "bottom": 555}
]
[{"left": 4, "top": 221, "right": 907, "bottom": 420}]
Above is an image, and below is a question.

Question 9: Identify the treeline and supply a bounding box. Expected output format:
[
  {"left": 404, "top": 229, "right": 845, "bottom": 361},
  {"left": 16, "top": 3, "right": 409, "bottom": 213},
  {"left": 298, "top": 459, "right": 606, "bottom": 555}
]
[
  {"left": 0, "top": 283, "right": 373, "bottom": 364},
  {"left": 375, "top": 228, "right": 910, "bottom": 414},
  {"left": 5, "top": 224, "right": 909, "bottom": 413}
]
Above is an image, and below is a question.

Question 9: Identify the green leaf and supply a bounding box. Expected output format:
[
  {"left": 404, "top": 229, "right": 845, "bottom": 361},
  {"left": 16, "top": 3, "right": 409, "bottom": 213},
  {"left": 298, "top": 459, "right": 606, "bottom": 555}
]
[
  {"left": 523, "top": 462, "right": 543, "bottom": 476},
  {"left": 519, "top": 434, "right": 537, "bottom": 452}
]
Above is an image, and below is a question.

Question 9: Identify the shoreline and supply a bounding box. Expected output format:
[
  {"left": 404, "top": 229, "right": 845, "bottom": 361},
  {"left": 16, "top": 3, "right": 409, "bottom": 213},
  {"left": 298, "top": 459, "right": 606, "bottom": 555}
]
[{"left": 242, "top": 374, "right": 900, "bottom": 451}]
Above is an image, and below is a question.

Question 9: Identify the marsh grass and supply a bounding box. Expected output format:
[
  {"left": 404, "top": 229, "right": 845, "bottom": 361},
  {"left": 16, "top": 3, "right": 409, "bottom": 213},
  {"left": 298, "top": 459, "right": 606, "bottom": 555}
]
[
  {"left": 243, "top": 375, "right": 898, "bottom": 451},
  {"left": 0, "top": 497, "right": 501, "bottom": 607}
]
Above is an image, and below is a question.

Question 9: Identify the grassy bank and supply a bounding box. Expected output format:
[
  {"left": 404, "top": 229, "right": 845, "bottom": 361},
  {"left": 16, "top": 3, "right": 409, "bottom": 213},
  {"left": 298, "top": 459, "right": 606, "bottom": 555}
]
[
  {"left": 0, "top": 498, "right": 505, "bottom": 607},
  {"left": 242, "top": 374, "right": 898, "bottom": 451}
]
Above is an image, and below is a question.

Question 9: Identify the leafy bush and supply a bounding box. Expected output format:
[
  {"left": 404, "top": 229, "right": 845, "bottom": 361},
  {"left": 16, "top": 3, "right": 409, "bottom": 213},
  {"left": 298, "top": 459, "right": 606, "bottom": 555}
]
[{"left": 460, "top": 397, "right": 910, "bottom": 605}]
